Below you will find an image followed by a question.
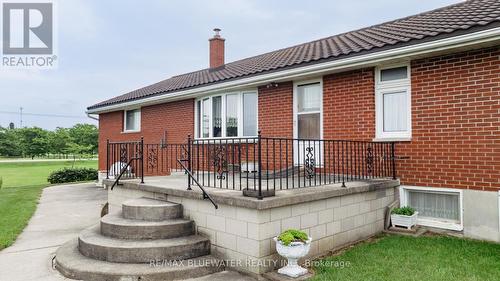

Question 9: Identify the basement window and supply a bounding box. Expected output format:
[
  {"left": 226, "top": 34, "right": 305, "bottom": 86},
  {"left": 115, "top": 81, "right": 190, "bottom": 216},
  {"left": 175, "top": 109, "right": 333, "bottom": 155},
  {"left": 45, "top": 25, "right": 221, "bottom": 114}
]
[
  {"left": 195, "top": 91, "right": 257, "bottom": 139},
  {"left": 400, "top": 186, "right": 463, "bottom": 231},
  {"left": 124, "top": 109, "right": 141, "bottom": 132},
  {"left": 375, "top": 64, "right": 411, "bottom": 140}
]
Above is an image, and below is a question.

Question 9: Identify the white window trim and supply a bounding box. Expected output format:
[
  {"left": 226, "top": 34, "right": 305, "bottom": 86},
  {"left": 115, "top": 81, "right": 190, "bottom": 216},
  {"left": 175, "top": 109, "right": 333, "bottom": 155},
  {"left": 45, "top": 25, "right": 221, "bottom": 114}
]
[
  {"left": 292, "top": 78, "right": 323, "bottom": 140},
  {"left": 194, "top": 90, "right": 258, "bottom": 139},
  {"left": 399, "top": 185, "right": 464, "bottom": 231},
  {"left": 375, "top": 63, "right": 412, "bottom": 141},
  {"left": 123, "top": 108, "right": 141, "bottom": 133}
]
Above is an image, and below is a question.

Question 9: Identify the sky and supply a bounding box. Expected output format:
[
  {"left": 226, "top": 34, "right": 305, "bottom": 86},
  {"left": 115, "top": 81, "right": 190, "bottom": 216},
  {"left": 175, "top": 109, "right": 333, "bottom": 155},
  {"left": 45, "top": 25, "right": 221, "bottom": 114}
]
[{"left": 0, "top": 0, "right": 461, "bottom": 130}]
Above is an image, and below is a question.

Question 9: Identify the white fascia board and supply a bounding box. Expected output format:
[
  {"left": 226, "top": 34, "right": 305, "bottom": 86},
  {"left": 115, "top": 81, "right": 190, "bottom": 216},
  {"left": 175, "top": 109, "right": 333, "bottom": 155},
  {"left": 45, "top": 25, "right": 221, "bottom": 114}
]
[{"left": 87, "top": 27, "right": 500, "bottom": 114}]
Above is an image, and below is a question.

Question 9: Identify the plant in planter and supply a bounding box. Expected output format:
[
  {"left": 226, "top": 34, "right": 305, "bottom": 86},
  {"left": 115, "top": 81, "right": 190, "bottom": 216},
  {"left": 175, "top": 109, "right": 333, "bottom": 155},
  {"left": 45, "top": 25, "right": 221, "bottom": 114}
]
[
  {"left": 273, "top": 229, "right": 312, "bottom": 278},
  {"left": 391, "top": 206, "right": 418, "bottom": 229}
]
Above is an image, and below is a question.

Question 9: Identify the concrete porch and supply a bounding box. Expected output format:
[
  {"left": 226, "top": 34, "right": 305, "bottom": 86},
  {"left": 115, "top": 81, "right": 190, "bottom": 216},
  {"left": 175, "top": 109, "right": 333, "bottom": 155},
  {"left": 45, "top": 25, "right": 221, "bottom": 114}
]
[{"left": 104, "top": 175, "right": 399, "bottom": 277}]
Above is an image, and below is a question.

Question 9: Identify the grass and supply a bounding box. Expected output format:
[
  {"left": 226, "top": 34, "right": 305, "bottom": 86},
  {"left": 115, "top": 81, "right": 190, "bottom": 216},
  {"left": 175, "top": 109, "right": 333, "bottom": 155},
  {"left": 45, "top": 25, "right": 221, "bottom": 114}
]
[
  {"left": 0, "top": 160, "right": 97, "bottom": 249},
  {"left": 311, "top": 234, "right": 500, "bottom": 281}
]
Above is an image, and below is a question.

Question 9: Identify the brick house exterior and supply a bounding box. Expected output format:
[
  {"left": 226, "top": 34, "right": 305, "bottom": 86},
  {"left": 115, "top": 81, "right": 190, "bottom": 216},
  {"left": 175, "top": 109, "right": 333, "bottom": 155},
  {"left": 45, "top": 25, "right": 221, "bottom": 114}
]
[{"left": 90, "top": 1, "right": 500, "bottom": 241}]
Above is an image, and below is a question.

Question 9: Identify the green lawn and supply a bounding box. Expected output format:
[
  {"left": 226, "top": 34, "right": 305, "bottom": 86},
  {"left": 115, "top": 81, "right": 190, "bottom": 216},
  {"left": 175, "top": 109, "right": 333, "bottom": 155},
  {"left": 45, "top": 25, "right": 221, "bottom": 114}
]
[
  {"left": 0, "top": 160, "right": 97, "bottom": 249},
  {"left": 311, "top": 234, "right": 500, "bottom": 281}
]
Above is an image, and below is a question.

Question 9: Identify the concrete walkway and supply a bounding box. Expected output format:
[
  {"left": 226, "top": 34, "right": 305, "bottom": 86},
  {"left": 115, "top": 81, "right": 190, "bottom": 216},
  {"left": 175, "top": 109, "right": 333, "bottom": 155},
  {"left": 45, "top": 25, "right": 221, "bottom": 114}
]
[
  {"left": 0, "top": 183, "right": 256, "bottom": 281},
  {"left": 0, "top": 183, "right": 107, "bottom": 281}
]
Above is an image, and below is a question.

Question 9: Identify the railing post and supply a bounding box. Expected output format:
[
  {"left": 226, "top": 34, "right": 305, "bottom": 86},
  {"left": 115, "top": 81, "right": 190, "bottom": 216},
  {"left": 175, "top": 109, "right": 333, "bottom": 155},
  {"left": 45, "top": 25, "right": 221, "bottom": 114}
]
[
  {"left": 140, "top": 137, "right": 145, "bottom": 184},
  {"left": 106, "top": 139, "right": 109, "bottom": 179},
  {"left": 187, "top": 134, "right": 192, "bottom": 190},
  {"left": 391, "top": 142, "right": 397, "bottom": 180},
  {"left": 257, "top": 130, "right": 263, "bottom": 200}
]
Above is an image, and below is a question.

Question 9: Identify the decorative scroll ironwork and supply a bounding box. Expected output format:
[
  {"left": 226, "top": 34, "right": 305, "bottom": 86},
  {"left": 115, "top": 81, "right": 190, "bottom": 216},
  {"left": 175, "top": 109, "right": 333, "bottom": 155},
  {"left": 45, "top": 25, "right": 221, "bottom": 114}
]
[
  {"left": 366, "top": 145, "right": 374, "bottom": 174},
  {"left": 304, "top": 146, "right": 315, "bottom": 179},
  {"left": 180, "top": 144, "right": 188, "bottom": 161},
  {"left": 147, "top": 146, "right": 158, "bottom": 170},
  {"left": 135, "top": 142, "right": 143, "bottom": 158},
  {"left": 212, "top": 145, "right": 227, "bottom": 180},
  {"left": 119, "top": 145, "right": 128, "bottom": 163}
]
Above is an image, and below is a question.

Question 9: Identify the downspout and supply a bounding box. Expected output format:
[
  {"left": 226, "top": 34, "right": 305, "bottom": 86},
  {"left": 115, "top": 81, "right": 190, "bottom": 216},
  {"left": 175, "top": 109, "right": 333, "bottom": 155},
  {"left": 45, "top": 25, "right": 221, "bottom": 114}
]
[{"left": 87, "top": 113, "right": 99, "bottom": 121}]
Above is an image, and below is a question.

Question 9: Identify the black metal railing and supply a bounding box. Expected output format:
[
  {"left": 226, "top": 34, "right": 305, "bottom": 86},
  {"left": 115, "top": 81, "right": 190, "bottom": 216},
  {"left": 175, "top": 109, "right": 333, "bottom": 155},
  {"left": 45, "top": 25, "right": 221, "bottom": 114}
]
[
  {"left": 106, "top": 138, "right": 144, "bottom": 188},
  {"left": 106, "top": 133, "right": 397, "bottom": 200},
  {"left": 177, "top": 157, "right": 219, "bottom": 209},
  {"left": 184, "top": 132, "right": 396, "bottom": 199},
  {"left": 143, "top": 143, "right": 187, "bottom": 175}
]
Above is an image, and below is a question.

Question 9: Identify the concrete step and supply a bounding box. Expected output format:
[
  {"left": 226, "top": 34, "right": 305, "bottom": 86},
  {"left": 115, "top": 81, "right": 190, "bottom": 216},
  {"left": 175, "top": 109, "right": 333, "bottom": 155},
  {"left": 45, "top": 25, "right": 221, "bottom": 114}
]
[
  {"left": 56, "top": 239, "right": 224, "bottom": 281},
  {"left": 122, "top": 197, "right": 182, "bottom": 221},
  {"left": 100, "top": 213, "right": 195, "bottom": 239},
  {"left": 79, "top": 225, "right": 211, "bottom": 263}
]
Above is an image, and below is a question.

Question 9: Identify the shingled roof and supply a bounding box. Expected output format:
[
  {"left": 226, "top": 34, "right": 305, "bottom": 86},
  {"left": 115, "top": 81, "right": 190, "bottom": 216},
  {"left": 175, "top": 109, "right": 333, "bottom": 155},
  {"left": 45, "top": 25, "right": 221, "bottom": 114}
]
[{"left": 88, "top": 0, "right": 500, "bottom": 110}]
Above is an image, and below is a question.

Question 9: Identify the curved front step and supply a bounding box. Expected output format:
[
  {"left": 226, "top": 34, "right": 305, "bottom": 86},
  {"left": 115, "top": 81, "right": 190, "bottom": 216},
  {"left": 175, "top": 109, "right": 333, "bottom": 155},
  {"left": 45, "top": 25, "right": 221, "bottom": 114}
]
[
  {"left": 78, "top": 226, "right": 210, "bottom": 263},
  {"left": 56, "top": 239, "right": 224, "bottom": 281},
  {"left": 100, "top": 213, "right": 194, "bottom": 239},
  {"left": 122, "top": 197, "right": 182, "bottom": 221}
]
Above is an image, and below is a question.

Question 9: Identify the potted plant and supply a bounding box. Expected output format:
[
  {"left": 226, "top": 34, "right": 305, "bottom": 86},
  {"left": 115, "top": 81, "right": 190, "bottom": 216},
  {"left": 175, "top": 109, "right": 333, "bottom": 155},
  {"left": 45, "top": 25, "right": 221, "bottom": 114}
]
[
  {"left": 273, "top": 229, "right": 312, "bottom": 278},
  {"left": 391, "top": 206, "right": 418, "bottom": 229}
]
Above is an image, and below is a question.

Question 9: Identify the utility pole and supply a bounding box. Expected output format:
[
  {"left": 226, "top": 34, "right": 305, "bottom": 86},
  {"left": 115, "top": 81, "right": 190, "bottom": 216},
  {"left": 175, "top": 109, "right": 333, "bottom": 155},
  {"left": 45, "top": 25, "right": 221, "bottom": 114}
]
[{"left": 19, "top": 107, "right": 23, "bottom": 128}]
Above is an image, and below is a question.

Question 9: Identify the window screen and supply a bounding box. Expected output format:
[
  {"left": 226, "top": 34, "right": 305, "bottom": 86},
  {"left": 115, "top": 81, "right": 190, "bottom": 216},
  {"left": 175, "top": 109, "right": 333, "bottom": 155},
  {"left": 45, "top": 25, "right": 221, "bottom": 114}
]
[{"left": 408, "top": 190, "right": 460, "bottom": 222}]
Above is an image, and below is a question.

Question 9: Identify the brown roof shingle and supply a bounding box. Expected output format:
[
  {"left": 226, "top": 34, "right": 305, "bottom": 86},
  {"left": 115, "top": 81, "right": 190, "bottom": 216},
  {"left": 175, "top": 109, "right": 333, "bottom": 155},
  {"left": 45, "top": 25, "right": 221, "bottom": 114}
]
[{"left": 88, "top": 0, "right": 500, "bottom": 110}]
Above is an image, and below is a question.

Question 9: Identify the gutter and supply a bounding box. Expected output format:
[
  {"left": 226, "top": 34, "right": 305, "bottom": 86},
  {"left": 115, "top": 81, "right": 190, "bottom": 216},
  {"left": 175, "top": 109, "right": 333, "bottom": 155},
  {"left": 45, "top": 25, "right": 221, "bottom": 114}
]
[{"left": 87, "top": 26, "right": 500, "bottom": 114}]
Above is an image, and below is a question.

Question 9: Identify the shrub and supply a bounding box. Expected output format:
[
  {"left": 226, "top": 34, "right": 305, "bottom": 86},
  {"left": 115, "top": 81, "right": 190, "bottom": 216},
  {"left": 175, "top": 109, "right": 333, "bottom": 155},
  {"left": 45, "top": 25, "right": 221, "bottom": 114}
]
[
  {"left": 392, "top": 206, "right": 416, "bottom": 216},
  {"left": 278, "top": 229, "right": 309, "bottom": 246},
  {"left": 47, "top": 167, "right": 98, "bottom": 184}
]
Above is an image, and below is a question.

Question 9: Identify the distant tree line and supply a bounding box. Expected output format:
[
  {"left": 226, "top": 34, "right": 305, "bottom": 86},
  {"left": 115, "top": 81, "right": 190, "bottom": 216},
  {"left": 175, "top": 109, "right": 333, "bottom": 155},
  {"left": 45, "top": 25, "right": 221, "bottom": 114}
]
[{"left": 0, "top": 124, "right": 98, "bottom": 159}]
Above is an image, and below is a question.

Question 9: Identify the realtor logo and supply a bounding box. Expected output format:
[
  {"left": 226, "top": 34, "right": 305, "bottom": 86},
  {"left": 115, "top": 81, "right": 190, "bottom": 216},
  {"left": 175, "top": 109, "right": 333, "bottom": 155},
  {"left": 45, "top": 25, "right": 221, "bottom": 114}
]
[{"left": 2, "top": 2, "right": 56, "bottom": 68}]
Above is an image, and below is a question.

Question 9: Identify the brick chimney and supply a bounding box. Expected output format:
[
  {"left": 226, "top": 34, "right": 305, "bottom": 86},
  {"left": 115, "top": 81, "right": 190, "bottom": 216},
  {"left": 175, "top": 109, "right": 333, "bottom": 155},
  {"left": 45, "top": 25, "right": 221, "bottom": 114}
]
[{"left": 209, "top": 28, "right": 225, "bottom": 68}]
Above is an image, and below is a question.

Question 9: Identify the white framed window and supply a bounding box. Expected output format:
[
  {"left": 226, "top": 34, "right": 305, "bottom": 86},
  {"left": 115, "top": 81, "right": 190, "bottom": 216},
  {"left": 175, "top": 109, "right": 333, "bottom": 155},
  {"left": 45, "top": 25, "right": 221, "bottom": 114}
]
[
  {"left": 400, "top": 185, "right": 463, "bottom": 231},
  {"left": 375, "top": 64, "right": 411, "bottom": 140},
  {"left": 293, "top": 80, "right": 323, "bottom": 140},
  {"left": 123, "top": 109, "right": 141, "bottom": 132},
  {"left": 194, "top": 90, "right": 258, "bottom": 139}
]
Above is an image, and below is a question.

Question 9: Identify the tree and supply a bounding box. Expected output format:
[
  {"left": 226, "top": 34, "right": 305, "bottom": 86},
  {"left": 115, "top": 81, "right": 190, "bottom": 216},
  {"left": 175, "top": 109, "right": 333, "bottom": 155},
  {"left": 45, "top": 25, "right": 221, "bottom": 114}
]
[
  {"left": 68, "top": 124, "right": 98, "bottom": 154},
  {"left": 47, "top": 128, "right": 72, "bottom": 155},
  {"left": 17, "top": 127, "right": 49, "bottom": 159},
  {"left": 0, "top": 123, "right": 98, "bottom": 159},
  {"left": 0, "top": 127, "right": 21, "bottom": 156}
]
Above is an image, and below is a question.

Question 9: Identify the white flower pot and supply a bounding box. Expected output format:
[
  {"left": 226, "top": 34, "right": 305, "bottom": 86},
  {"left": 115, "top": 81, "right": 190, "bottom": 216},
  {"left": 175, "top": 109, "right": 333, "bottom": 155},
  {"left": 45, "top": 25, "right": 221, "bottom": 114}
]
[
  {"left": 273, "top": 236, "right": 312, "bottom": 278},
  {"left": 391, "top": 212, "right": 418, "bottom": 229}
]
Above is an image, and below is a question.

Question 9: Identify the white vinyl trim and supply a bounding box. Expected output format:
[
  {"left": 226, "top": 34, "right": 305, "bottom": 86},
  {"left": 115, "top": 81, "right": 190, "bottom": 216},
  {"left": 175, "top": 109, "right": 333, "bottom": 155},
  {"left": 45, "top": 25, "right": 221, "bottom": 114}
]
[
  {"left": 292, "top": 78, "right": 323, "bottom": 140},
  {"left": 292, "top": 79, "right": 324, "bottom": 166},
  {"left": 375, "top": 63, "right": 412, "bottom": 140},
  {"left": 87, "top": 27, "right": 500, "bottom": 114},
  {"left": 400, "top": 185, "right": 464, "bottom": 231},
  {"left": 498, "top": 191, "right": 500, "bottom": 233}
]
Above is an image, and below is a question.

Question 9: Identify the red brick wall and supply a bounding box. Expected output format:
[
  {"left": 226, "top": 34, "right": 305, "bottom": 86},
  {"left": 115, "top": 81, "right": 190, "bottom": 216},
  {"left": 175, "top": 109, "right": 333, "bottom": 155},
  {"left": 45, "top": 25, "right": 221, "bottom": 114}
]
[
  {"left": 398, "top": 46, "right": 500, "bottom": 191},
  {"left": 258, "top": 82, "right": 294, "bottom": 138},
  {"left": 98, "top": 99, "right": 194, "bottom": 170},
  {"left": 323, "top": 68, "right": 375, "bottom": 141}
]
